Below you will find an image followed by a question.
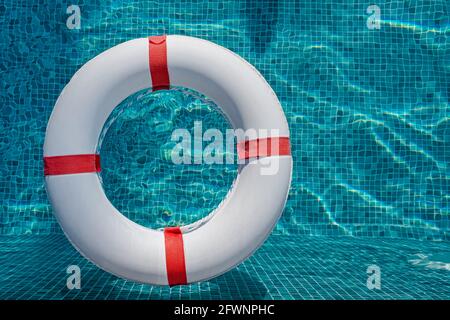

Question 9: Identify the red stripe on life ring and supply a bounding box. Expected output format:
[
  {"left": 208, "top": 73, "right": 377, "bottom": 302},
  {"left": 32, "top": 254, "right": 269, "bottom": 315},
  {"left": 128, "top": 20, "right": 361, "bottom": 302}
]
[
  {"left": 237, "top": 137, "right": 291, "bottom": 160},
  {"left": 44, "top": 154, "right": 101, "bottom": 176},
  {"left": 164, "top": 227, "right": 187, "bottom": 286},
  {"left": 148, "top": 35, "right": 170, "bottom": 91}
]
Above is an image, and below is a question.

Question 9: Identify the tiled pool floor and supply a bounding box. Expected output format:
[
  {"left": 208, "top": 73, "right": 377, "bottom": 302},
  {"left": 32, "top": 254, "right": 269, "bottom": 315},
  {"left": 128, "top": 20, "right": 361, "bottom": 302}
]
[{"left": 0, "top": 234, "right": 448, "bottom": 300}]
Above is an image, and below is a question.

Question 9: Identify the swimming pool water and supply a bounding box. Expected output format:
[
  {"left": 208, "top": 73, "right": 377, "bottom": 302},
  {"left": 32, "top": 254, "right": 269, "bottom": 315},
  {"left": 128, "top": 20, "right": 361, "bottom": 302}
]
[
  {"left": 99, "top": 88, "right": 237, "bottom": 229},
  {"left": 1, "top": 234, "right": 449, "bottom": 299},
  {"left": 0, "top": 0, "right": 449, "bottom": 299}
]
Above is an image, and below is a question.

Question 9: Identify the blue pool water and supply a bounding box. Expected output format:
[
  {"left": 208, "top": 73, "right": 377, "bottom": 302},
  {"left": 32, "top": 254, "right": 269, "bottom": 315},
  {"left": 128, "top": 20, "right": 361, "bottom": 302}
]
[
  {"left": 99, "top": 88, "right": 237, "bottom": 229},
  {"left": 0, "top": 0, "right": 449, "bottom": 299}
]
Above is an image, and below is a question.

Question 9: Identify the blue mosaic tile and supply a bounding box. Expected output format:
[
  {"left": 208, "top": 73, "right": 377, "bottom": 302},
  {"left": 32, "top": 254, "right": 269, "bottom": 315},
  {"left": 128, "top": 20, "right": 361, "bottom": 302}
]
[
  {"left": 0, "top": 0, "right": 449, "bottom": 300},
  {"left": 0, "top": 235, "right": 448, "bottom": 299}
]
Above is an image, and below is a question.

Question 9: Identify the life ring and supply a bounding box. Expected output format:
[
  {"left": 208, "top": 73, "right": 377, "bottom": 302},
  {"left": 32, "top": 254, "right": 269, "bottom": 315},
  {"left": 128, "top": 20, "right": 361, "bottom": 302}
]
[{"left": 43, "top": 35, "right": 292, "bottom": 285}]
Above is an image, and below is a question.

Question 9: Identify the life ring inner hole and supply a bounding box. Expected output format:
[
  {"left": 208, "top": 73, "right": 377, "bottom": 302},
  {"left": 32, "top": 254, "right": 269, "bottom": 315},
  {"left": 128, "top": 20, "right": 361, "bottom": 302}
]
[{"left": 97, "top": 87, "right": 238, "bottom": 230}]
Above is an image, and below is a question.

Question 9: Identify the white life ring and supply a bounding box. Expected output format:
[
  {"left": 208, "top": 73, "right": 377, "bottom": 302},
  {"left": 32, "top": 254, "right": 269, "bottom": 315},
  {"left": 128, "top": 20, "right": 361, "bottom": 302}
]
[{"left": 44, "top": 35, "right": 292, "bottom": 285}]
